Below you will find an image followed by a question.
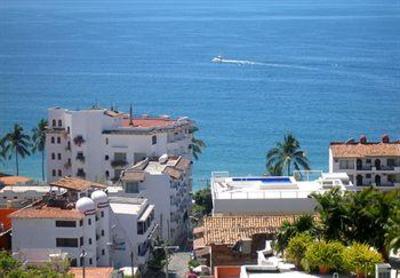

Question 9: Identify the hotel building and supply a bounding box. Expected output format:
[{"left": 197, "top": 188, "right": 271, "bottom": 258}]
[
  {"left": 108, "top": 155, "right": 192, "bottom": 244},
  {"left": 329, "top": 135, "right": 400, "bottom": 187},
  {"left": 46, "top": 107, "right": 193, "bottom": 183}
]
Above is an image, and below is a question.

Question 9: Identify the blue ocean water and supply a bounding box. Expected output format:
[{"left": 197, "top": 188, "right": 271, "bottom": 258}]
[{"left": 0, "top": 0, "right": 399, "bottom": 189}]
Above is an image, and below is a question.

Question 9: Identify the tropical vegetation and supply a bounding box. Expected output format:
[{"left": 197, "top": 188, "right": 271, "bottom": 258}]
[
  {"left": 266, "top": 133, "right": 310, "bottom": 176},
  {"left": 285, "top": 233, "right": 314, "bottom": 268},
  {"left": 0, "top": 251, "right": 72, "bottom": 278},
  {"left": 343, "top": 243, "right": 383, "bottom": 277},
  {"left": 189, "top": 126, "right": 206, "bottom": 160},
  {"left": 31, "top": 119, "right": 48, "bottom": 181}
]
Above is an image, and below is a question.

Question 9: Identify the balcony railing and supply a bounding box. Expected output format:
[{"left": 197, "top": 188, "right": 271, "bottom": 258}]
[
  {"left": 76, "top": 154, "right": 85, "bottom": 163},
  {"left": 111, "top": 159, "right": 127, "bottom": 168},
  {"left": 73, "top": 135, "right": 85, "bottom": 146}
]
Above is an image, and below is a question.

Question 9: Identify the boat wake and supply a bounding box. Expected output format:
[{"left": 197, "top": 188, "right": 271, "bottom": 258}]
[{"left": 212, "top": 56, "right": 317, "bottom": 71}]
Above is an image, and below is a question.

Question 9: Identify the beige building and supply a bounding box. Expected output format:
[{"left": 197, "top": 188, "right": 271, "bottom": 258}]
[{"left": 329, "top": 135, "right": 400, "bottom": 187}]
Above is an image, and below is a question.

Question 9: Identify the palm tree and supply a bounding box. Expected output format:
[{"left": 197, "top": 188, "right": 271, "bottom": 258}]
[
  {"left": 189, "top": 126, "right": 206, "bottom": 160},
  {"left": 266, "top": 133, "right": 310, "bottom": 176},
  {"left": 1, "top": 124, "right": 31, "bottom": 176},
  {"left": 0, "top": 139, "right": 9, "bottom": 165},
  {"left": 31, "top": 119, "right": 47, "bottom": 181}
]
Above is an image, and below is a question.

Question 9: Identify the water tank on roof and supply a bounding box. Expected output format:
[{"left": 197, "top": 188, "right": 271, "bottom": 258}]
[
  {"left": 381, "top": 134, "right": 390, "bottom": 143},
  {"left": 90, "top": 190, "right": 108, "bottom": 206},
  {"left": 159, "top": 154, "right": 169, "bottom": 164},
  {"left": 160, "top": 115, "right": 170, "bottom": 119},
  {"left": 360, "top": 135, "right": 367, "bottom": 144},
  {"left": 76, "top": 197, "right": 95, "bottom": 215}
]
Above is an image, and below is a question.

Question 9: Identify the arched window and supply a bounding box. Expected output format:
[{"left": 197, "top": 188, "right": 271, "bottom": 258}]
[
  {"left": 57, "top": 137, "right": 61, "bottom": 144},
  {"left": 152, "top": 135, "right": 157, "bottom": 145},
  {"left": 105, "top": 155, "right": 109, "bottom": 161},
  {"left": 105, "top": 171, "right": 109, "bottom": 178},
  {"left": 58, "top": 120, "right": 62, "bottom": 127},
  {"left": 374, "top": 159, "right": 381, "bottom": 170},
  {"left": 52, "top": 119, "right": 56, "bottom": 127}
]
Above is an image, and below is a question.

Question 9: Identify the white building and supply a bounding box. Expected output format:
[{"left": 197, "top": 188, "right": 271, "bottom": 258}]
[
  {"left": 109, "top": 196, "right": 156, "bottom": 270},
  {"left": 9, "top": 177, "right": 156, "bottom": 270},
  {"left": 46, "top": 107, "right": 193, "bottom": 183},
  {"left": 329, "top": 135, "right": 400, "bottom": 188},
  {"left": 210, "top": 171, "right": 351, "bottom": 216},
  {"left": 108, "top": 155, "right": 192, "bottom": 244}
]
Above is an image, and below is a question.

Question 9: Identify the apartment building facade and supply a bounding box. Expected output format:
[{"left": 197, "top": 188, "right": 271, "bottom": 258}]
[
  {"left": 329, "top": 135, "right": 400, "bottom": 187},
  {"left": 46, "top": 107, "right": 193, "bottom": 183}
]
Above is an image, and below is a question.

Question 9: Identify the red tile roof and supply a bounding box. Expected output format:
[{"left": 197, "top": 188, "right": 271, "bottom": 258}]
[
  {"left": 0, "top": 176, "right": 32, "bottom": 186},
  {"left": 0, "top": 209, "right": 17, "bottom": 231},
  {"left": 9, "top": 206, "right": 84, "bottom": 220},
  {"left": 121, "top": 118, "right": 176, "bottom": 128},
  {"left": 69, "top": 267, "right": 113, "bottom": 278},
  {"left": 49, "top": 177, "right": 106, "bottom": 191},
  {"left": 330, "top": 142, "right": 400, "bottom": 158}
]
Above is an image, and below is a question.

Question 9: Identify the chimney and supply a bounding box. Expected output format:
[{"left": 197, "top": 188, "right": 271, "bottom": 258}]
[
  {"left": 381, "top": 134, "right": 390, "bottom": 144},
  {"left": 360, "top": 135, "right": 367, "bottom": 144},
  {"left": 129, "top": 104, "right": 133, "bottom": 126}
]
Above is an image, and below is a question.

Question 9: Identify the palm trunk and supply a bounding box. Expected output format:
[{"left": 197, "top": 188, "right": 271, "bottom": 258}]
[
  {"left": 15, "top": 149, "right": 19, "bottom": 176},
  {"left": 41, "top": 151, "right": 45, "bottom": 181},
  {"left": 287, "top": 163, "right": 290, "bottom": 176}
]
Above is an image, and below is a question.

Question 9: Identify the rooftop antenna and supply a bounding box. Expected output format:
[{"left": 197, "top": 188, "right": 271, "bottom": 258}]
[{"left": 129, "top": 104, "right": 134, "bottom": 126}]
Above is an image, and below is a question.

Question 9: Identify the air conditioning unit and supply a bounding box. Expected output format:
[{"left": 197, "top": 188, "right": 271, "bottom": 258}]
[{"left": 375, "top": 263, "right": 391, "bottom": 278}]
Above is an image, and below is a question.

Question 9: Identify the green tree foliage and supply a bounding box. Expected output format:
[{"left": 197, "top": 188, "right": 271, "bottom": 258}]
[
  {"left": 343, "top": 243, "right": 383, "bottom": 277},
  {"left": 303, "top": 241, "right": 345, "bottom": 273},
  {"left": 1, "top": 124, "right": 31, "bottom": 175},
  {"left": 286, "top": 233, "right": 314, "bottom": 267},
  {"left": 311, "top": 187, "right": 400, "bottom": 254},
  {"left": 192, "top": 187, "right": 212, "bottom": 218},
  {"left": 189, "top": 126, "right": 206, "bottom": 160},
  {"left": 0, "top": 252, "right": 72, "bottom": 278},
  {"left": 31, "top": 119, "right": 48, "bottom": 181},
  {"left": 275, "top": 214, "right": 317, "bottom": 252},
  {"left": 266, "top": 133, "right": 310, "bottom": 176}
]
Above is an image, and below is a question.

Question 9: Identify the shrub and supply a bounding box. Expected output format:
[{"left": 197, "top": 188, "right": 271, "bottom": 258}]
[
  {"left": 286, "top": 233, "right": 314, "bottom": 268},
  {"left": 188, "top": 258, "right": 200, "bottom": 269},
  {"left": 303, "top": 241, "right": 345, "bottom": 273},
  {"left": 343, "top": 243, "right": 383, "bottom": 277}
]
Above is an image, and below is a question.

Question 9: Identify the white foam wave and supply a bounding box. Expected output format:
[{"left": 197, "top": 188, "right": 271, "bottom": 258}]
[{"left": 214, "top": 58, "right": 318, "bottom": 71}]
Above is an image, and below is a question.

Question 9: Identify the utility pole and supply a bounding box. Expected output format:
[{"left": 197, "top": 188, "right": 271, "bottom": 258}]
[
  {"left": 130, "top": 251, "right": 135, "bottom": 277},
  {"left": 80, "top": 250, "right": 87, "bottom": 278},
  {"left": 154, "top": 245, "right": 179, "bottom": 278}
]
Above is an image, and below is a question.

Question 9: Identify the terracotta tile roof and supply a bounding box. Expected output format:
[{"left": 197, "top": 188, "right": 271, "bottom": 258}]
[
  {"left": 121, "top": 117, "right": 176, "bottom": 128},
  {"left": 0, "top": 209, "right": 17, "bottom": 231},
  {"left": 200, "top": 215, "right": 298, "bottom": 246},
  {"left": 0, "top": 176, "right": 32, "bottom": 186},
  {"left": 330, "top": 142, "right": 400, "bottom": 158},
  {"left": 49, "top": 177, "right": 106, "bottom": 191},
  {"left": 121, "top": 170, "right": 145, "bottom": 182},
  {"left": 69, "top": 267, "right": 113, "bottom": 278},
  {"left": 9, "top": 206, "right": 84, "bottom": 220},
  {"left": 175, "top": 157, "right": 192, "bottom": 171},
  {"left": 163, "top": 166, "right": 183, "bottom": 180}
]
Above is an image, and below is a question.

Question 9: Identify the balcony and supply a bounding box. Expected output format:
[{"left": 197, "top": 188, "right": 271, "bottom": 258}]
[
  {"left": 76, "top": 170, "right": 86, "bottom": 178},
  {"left": 76, "top": 154, "right": 85, "bottom": 163},
  {"left": 73, "top": 135, "right": 85, "bottom": 146},
  {"left": 111, "top": 159, "right": 127, "bottom": 168}
]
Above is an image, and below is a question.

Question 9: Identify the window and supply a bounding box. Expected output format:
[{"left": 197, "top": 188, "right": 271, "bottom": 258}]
[
  {"left": 152, "top": 135, "right": 157, "bottom": 145},
  {"left": 137, "top": 222, "right": 144, "bottom": 235},
  {"left": 52, "top": 119, "right": 56, "bottom": 127},
  {"left": 88, "top": 238, "right": 92, "bottom": 245},
  {"left": 79, "top": 220, "right": 83, "bottom": 226},
  {"left": 125, "top": 182, "right": 139, "bottom": 193},
  {"left": 51, "top": 153, "right": 55, "bottom": 160},
  {"left": 67, "top": 126, "right": 70, "bottom": 134},
  {"left": 101, "top": 229, "right": 104, "bottom": 236},
  {"left": 52, "top": 169, "right": 56, "bottom": 177},
  {"left": 105, "top": 138, "right": 109, "bottom": 145},
  {"left": 58, "top": 120, "right": 62, "bottom": 127},
  {"left": 88, "top": 218, "right": 92, "bottom": 225},
  {"left": 101, "top": 211, "right": 104, "bottom": 218},
  {"left": 105, "top": 155, "right": 109, "bottom": 160},
  {"left": 80, "top": 237, "right": 84, "bottom": 246},
  {"left": 58, "top": 169, "right": 62, "bottom": 176},
  {"left": 102, "top": 249, "right": 105, "bottom": 256},
  {"left": 339, "top": 160, "right": 354, "bottom": 169},
  {"left": 56, "top": 238, "right": 78, "bottom": 247},
  {"left": 70, "top": 258, "right": 77, "bottom": 267},
  {"left": 55, "top": 221, "right": 76, "bottom": 228},
  {"left": 51, "top": 137, "right": 55, "bottom": 144},
  {"left": 113, "top": 152, "right": 126, "bottom": 161},
  {"left": 388, "top": 159, "right": 396, "bottom": 167},
  {"left": 80, "top": 257, "right": 84, "bottom": 266},
  {"left": 57, "top": 137, "right": 61, "bottom": 144},
  {"left": 58, "top": 153, "right": 62, "bottom": 160},
  {"left": 89, "top": 258, "right": 93, "bottom": 265},
  {"left": 366, "top": 174, "right": 372, "bottom": 178},
  {"left": 105, "top": 171, "right": 109, "bottom": 178},
  {"left": 366, "top": 159, "right": 371, "bottom": 164}
]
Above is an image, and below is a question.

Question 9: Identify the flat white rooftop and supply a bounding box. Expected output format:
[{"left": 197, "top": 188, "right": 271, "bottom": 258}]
[{"left": 211, "top": 171, "right": 350, "bottom": 200}]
